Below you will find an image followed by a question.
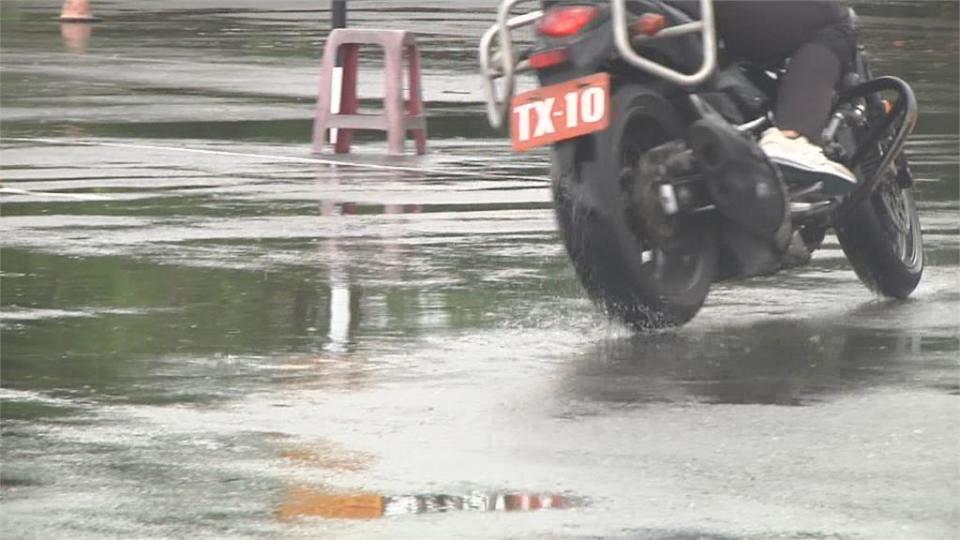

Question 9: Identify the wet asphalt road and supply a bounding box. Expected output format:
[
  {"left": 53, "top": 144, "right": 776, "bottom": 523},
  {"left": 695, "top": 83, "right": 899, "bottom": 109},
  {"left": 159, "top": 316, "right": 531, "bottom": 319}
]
[{"left": 1, "top": 1, "right": 959, "bottom": 538}]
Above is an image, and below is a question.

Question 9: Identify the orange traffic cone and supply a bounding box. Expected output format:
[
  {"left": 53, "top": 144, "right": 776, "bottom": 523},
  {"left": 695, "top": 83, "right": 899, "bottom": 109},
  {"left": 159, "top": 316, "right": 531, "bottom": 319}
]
[{"left": 59, "top": 0, "right": 101, "bottom": 23}]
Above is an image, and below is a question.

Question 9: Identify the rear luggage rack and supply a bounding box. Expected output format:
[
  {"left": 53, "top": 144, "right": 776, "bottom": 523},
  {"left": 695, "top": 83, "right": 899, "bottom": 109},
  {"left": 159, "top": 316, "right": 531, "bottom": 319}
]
[
  {"left": 479, "top": 0, "right": 543, "bottom": 128},
  {"left": 612, "top": 0, "right": 717, "bottom": 86},
  {"left": 479, "top": 0, "right": 719, "bottom": 129}
]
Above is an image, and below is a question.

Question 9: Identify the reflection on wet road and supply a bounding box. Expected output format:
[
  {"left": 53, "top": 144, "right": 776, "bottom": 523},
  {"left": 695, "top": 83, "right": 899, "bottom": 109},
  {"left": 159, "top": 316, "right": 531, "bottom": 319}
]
[
  {"left": 278, "top": 488, "right": 576, "bottom": 520},
  {"left": 2, "top": 1, "right": 958, "bottom": 538}
]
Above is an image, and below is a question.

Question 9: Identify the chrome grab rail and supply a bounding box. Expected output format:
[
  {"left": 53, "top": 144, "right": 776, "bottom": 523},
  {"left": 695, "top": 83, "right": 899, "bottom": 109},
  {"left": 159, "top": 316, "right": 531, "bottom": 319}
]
[
  {"left": 479, "top": 0, "right": 543, "bottom": 128},
  {"left": 611, "top": 0, "right": 716, "bottom": 86}
]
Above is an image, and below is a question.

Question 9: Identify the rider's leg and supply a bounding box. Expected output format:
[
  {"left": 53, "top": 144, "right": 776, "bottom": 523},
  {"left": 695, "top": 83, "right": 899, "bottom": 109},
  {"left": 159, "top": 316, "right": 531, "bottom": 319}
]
[
  {"left": 775, "top": 42, "right": 842, "bottom": 142},
  {"left": 762, "top": 9, "right": 859, "bottom": 191},
  {"left": 775, "top": 6, "right": 858, "bottom": 142},
  {"left": 715, "top": 1, "right": 858, "bottom": 190}
]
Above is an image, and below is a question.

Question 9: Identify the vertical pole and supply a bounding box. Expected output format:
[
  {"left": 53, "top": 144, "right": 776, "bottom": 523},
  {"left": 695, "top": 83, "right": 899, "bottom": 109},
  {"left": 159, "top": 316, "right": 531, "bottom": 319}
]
[
  {"left": 329, "top": 0, "right": 347, "bottom": 145},
  {"left": 332, "top": 0, "right": 347, "bottom": 34}
]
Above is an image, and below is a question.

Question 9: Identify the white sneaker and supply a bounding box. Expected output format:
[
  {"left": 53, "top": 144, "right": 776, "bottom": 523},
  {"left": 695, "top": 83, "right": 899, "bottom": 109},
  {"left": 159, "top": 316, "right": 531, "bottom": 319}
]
[{"left": 759, "top": 128, "right": 857, "bottom": 194}]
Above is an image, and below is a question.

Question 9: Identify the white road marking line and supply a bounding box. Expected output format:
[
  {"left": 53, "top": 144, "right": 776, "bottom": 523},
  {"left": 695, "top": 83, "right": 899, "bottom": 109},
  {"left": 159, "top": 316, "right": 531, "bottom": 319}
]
[{"left": 0, "top": 187, "right": 113, "bottom": 200}]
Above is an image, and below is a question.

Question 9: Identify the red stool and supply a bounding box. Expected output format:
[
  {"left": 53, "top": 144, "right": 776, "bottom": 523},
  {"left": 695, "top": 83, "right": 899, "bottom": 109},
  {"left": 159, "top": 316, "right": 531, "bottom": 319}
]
[{"left": 313, "top": 29, "right": 427, "bottom": 156}]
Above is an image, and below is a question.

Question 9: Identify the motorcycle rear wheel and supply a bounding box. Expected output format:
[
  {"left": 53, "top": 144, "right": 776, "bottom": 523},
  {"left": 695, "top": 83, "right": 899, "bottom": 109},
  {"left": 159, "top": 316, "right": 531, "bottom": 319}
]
[{"left": 551, "top": 84, "right": 717, "bottom": 329}]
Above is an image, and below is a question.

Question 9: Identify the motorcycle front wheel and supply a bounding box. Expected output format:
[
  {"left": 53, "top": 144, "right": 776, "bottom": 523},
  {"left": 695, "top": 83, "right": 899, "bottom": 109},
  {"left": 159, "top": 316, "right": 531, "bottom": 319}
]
[
  {"left": 551, "top": 83, "right": 717, "bottom": 330},
  {"left": 835, "top": 173, "right": 924, "bottom": 298}
]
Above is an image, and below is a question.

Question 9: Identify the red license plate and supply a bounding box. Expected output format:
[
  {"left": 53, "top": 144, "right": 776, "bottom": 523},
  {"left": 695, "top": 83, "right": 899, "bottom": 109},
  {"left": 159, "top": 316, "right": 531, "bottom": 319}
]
[{"left": 510, "top": 72, "right": 610, "bottom": 152}]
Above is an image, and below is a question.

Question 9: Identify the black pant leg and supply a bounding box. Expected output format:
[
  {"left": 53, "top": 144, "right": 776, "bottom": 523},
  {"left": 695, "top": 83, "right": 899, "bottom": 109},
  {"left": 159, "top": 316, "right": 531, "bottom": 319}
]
[
  {"left": 775, "top": 42, "right": 842, "bottom": 140},
  {"left": 714, "top": 0, "right": 857, "bottom": 140}
]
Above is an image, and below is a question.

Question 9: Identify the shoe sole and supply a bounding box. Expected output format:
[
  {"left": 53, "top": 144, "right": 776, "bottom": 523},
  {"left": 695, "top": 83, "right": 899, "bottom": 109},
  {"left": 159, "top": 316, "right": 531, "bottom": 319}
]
[{"left": 762, "top": 148, "right": 858, "bottom": 195}]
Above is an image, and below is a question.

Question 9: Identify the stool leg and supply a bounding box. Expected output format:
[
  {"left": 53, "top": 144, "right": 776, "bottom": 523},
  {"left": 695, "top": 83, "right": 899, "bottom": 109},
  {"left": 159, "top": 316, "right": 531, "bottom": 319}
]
[
  {"left": 407, "top": 44, "right": 427, "bottom": 155},
  {"left": 334, "top": 44, "right": 360, "bottom": 154},
  {"left": 383, "top": 42, "right": 405, "bottom": 155},
  {"left": 312, "top": 40, "right": 340, "bottom": 154}
]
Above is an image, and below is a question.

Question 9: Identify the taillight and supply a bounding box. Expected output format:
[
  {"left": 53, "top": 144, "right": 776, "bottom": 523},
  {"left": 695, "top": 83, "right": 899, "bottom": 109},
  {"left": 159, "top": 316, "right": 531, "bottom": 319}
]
[
  {"left": 528, "top": 48, "right": 571, "bottom": 70},
  {"left": 536, "top": 6, "right": 598, "bottom": 37},
  {"left": 630, "top": 13, "right": 667, "bottom": 36}
]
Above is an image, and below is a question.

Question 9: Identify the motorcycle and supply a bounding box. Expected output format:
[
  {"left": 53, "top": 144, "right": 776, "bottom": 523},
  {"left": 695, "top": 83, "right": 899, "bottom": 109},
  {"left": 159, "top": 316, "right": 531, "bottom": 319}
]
[{"left": 478, "top": 0, "right": 923, "bottom": 329}]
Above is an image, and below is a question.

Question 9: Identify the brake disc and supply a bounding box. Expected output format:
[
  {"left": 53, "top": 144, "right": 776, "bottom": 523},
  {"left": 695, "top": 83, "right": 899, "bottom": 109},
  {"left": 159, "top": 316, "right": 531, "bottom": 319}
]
[{"left": 622, "top": 140, "right": 699, "bottom": 253}]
